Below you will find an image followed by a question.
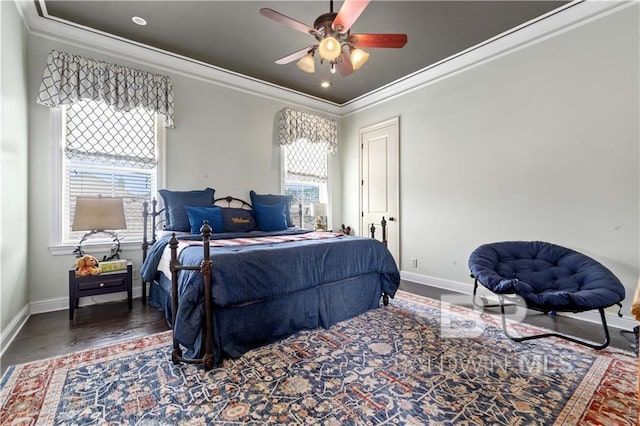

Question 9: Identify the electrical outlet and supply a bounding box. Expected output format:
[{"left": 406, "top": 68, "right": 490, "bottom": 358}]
[{"left": 411, "top": 258, "right": 418, "bottom": 268}]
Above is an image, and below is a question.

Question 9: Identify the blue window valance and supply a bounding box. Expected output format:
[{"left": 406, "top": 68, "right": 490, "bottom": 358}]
[
  {"left": 279, "top": 107, "right": 337, "bottom": 153},
  {"left": 36, "top": 50, "right": 175, "bottom": 128}
]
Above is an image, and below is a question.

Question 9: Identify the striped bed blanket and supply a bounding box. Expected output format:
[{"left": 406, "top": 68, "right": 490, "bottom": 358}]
[
  {"left": 179, "top": 231, "right": 343, "bottom": 248},
  {"left": 158, "top": 232, "right": 343, "bottom": 277}
]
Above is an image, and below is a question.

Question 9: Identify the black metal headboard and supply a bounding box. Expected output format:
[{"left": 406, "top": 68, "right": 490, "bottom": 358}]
[
  {"left": 213, "top": 196, "right": 252, "bottom": 209},
  {"left": 141, "top": 196, "right": 254, "bottom": 261}
]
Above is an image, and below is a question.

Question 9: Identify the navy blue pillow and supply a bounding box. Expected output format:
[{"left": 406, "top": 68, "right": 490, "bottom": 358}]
[
  {"left": 253, "top": 202, "right": 288, "bottom": 232},
  {"left": 250, "top": 190, "right": 294, "bottom": 227},
  {"left": 221, "top": 208, "right": 256, "bottom": 233},
  {"left": 159, "top": 188, "right": 215, "bottom": 232},
  {"left": 185, "top": 206, "right": 224, "bottom": 234}
]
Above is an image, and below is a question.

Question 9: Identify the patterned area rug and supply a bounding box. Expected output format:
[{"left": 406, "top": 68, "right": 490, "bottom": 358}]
[{"left": 1, "top": 291, "right": 637, "bottom": 424}]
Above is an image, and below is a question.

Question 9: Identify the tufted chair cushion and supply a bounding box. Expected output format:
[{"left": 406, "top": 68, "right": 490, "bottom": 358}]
[{"left": 468, "top": 241, "right": 625, "bottom": 312}]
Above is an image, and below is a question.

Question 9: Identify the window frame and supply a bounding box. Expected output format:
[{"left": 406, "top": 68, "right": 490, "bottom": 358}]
[
  {"left": 48, "top": 105, "right": 166, "bottom": 255},
  {"left": 281, "top": 145, "right": 331, "bottom": 231}
]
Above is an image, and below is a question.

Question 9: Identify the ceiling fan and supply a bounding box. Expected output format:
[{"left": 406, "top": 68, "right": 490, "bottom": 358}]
[{"left": 260, "top": 0, "right": 408, "bottom": 76}]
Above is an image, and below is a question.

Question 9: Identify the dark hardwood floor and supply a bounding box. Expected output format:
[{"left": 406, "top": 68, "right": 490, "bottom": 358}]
[
  {"left": 1, "top": 299, "right": 169, "bottom": 375},
  {"left": 1, "top": 281, "right": 636, "bottom": 376}
]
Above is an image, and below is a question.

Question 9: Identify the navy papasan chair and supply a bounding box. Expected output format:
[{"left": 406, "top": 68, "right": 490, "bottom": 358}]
[{"left": 468, "top": 241, "right": 625, "bottom": 349}]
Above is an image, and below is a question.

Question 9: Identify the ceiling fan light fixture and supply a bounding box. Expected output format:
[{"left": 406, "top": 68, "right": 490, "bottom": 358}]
[
  {"left": 262, "top": 1, "right": 408, "bottom": 81},
  {"left": 296, "top": 53, "right": 316, "bottom": 73},
  {"left": 318, "top": 36, "right": 342, "bottom": 61},
  {"left": 350, "top": 48, "right": 370, "bottom": 71}
]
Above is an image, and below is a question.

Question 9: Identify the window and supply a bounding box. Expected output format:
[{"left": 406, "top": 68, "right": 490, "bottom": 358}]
[
  {"left": 283, "top": 139, "right": 329, "bottom": 230},
  {"left": 59, "top": 99, "right": 161, "bottom": 246}
]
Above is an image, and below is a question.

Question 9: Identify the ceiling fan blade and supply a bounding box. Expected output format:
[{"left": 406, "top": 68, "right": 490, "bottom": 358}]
[
  {"left": 332, "top": 0, "right": 370, "bottom": 34},
  {"left": 337, "top": 51, "right": 354, "bottom": 76},
  {"left": 260, "top": 8, "right": 316, "bottom": 35},
  {"left": 349, "top": 33, "right": 408, "bottom": 48},
  {"left": 275, "top": 46, "right": 316, "bottom": 65}
]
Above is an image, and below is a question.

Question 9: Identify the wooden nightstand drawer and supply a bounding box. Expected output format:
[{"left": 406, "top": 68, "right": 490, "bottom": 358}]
[
  {"left": 69, "top": 263, "right": 133, "bottom": 320},
  {"left": 77, "top": 277, "right": 125, "bottom": 292}
]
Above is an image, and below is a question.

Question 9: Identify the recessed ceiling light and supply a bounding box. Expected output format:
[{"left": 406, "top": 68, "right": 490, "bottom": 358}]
[
  {"left": 132, "top": 16, "right": 147, "bottom": 26},
  {"left": 321, "top": 81, "right": 331, "bottom": 88}
]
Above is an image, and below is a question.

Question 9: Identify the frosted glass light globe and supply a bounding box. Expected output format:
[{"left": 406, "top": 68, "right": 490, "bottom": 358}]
[{"left": 318, "top": 37, "right": 341, "bottom": 61}]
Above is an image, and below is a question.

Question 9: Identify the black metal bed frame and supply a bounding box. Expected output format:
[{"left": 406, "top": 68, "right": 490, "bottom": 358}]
[{"left": 141, "top": 196, "right": 391, "bottom": 369}]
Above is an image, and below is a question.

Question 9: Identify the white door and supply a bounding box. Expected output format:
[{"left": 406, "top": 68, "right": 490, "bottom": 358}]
[{"left": 360, "top": 117, "right": 399, "bottom": 264}]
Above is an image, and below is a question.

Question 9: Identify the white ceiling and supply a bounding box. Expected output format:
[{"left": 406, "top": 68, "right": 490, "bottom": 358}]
[{"left": 35, "top": 1, "right": 571, "bottom": 105}]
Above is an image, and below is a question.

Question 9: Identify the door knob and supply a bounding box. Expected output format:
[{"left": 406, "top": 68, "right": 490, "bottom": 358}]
[{"left": 388, "top": 217, "right": 396, "bottom": 221}]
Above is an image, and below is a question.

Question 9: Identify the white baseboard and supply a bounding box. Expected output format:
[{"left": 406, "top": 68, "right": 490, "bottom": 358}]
[
  {"left": 400, "top": 271, "right": 637, "bottom": 331},
  {"left": 401, "top": 271, "right": 477, "bottom": 295},
  {"left": 30, "top": 284, "right": 145, "bottom": 315},
  {"left": 0, "top": 304, "right": 30, "bottom": 357}
]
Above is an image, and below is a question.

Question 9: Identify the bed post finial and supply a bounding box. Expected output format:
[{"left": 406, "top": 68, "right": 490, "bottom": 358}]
[
  {"left": 381, "top": 217, "right": 387, "bottom": 247},
  {"left": 299, "top": 202, "right": 303, "bottom": 228},
  {"left": 200, "top": 220, "right": 212, "bottom": 239},
  {"left": 370, "top": 222, "right": 376, "bottom": 239},
  {"left": 142, "top": 200, "right": 149, "bottom": 259},
  {"left": 151, "top": 198, "right": 158, "bottom": 242}
]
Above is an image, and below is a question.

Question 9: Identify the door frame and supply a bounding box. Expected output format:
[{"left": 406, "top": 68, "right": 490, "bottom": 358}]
[{"left": 359, "top": 116, "right": 400, "bottom": 261}]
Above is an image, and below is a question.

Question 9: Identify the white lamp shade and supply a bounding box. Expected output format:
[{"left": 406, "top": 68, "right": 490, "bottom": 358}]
[
  {"left": 296, "top": 54, "right": 315, "bottom": 73},
  {"left": 72, "top": 196, "right": 127, "bottom": 231},
  {"left": 350, "top": 48, "right": 370, "bottom": 71},
  {"left": 318, "top": 37, "right": 342, "bottom": 61}
]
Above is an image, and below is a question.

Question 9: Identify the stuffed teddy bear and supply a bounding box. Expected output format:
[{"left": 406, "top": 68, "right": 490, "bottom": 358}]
[{"left": 75, "top": 255, "right": 102, "bottom": 277}]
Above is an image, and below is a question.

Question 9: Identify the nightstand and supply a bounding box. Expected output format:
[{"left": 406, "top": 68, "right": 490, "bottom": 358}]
[{"left": 68, "top": 262, "right": 133, "bottom": 320}]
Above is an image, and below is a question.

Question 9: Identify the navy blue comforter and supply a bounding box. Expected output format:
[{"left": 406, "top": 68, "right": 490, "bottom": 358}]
[{"left": 141, "top": 229, "right": 400, "bottom": 360}]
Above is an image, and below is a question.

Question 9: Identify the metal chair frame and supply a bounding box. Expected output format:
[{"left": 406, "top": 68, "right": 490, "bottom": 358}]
[{"left": 472, "top": 276, "right": 621, "bottom": 350}]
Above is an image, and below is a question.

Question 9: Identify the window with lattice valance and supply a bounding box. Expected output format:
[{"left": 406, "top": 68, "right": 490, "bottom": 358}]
[{"left": 279, "top": 107, "right": 336, "bottom": 230}]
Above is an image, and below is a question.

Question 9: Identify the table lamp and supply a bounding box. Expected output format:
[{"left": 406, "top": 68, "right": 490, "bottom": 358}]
[{"left": 72, "top": 196, "right": 127, "bottom": 260}]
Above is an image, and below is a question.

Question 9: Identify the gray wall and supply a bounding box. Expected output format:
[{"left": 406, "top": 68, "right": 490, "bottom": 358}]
[
  {"left": 341, "top": 5, "right": 639, "bottom": 312},
  {"left": 26, "top": 36, "right": 342, "bottom": 306},
  {"left": 1, "top": 2, "right": 29, "bottom": 336},
  {"left": 4, "top": 2, "right": 638, "bottom": 339}
]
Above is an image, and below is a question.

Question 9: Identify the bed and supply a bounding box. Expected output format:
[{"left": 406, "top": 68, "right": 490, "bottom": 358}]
[{"left": 140, "top": 189, "right": 400, "bottom": 370}]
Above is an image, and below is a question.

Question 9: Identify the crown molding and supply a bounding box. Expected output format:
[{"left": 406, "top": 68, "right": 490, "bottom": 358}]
[
  {"left": 16, "top": 0, "right": 635, "bottom": 118},
  {"left": 17, "top": 0, "right": 343, "bottom": 117}
]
